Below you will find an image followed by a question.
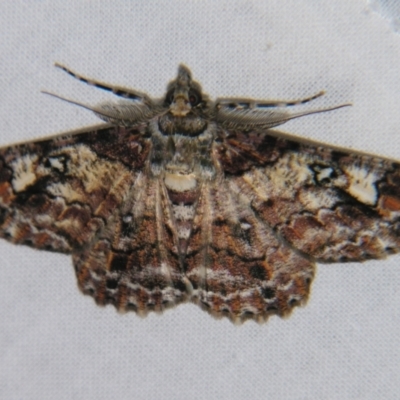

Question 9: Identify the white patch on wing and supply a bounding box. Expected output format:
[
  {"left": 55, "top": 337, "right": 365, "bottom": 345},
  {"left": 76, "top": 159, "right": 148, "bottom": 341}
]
[
  {"left": 299, "top": 188, "right": 337, "bottom": 211},
  {"left": 10, "top": 154, "right": 38, "bottom": 192},
  {"left": 343, "top": 165, "right": 378, "bottom": 206},
  {"left": 47, "top": 156, "right": 65, "bottom": 172},
  {"left": 187, "top": 268, "right": 245, "bottom": 284},
  {"left": 240, "top": 222, "right": 252, "bottom": 230},
  {"left": 315, "top": 167, "right": 334, "bottom": 182},
  {"left": 160, "top": 262, "right": 171, "bottom": 277},
  {"left": 47, "top": 182, "right": 78, "bottom": 202}
]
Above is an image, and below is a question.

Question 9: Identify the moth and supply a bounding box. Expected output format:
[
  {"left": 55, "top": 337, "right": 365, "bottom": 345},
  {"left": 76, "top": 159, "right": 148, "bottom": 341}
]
[{"left": 1, "top": 64, "right": 399, "bottom": 323}]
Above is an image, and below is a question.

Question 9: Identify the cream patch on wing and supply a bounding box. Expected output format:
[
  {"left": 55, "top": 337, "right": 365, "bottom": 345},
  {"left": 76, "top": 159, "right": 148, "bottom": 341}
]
[
  {"left": 342, "top": 165, "right": 379, "bottom": 206},
  {"left": 47, "top": 182, "right": 81, "bottom": 203},
  {"left": 47, "top": 156, "right": 65, "bottom": 173},
  {"left": 10, "top": 154, "right": 38, "bottom": 192},
  {"left": 242, "top": 153, "right": 313, "bottom": 200},
  {"left": 45, "top": 144, "right": 122, "bottom": 202},
  {"left": 299, "top": 188, "right": 338, "bottom": 211},
  {"left": 315, "top": 166, "right": 334, "bottom": 182}
]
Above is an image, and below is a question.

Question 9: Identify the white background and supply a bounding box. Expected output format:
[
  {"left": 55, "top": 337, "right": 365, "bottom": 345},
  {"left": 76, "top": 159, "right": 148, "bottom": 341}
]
[{"left": 1, "top": 1, "right": 400, "bottom": 399}]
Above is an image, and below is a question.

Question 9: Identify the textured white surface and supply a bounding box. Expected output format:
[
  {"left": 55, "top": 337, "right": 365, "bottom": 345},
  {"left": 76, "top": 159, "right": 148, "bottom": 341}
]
[
  {"left": 1, "top": 1, "right": 400, "bottom": 399},
  {"left": 369, "top": 0, "right": 400, "bottom": 32}
]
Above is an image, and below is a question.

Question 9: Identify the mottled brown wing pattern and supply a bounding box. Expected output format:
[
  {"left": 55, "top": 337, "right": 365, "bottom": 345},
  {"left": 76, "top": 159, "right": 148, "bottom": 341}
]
[
  {"left": 185, "top": 178, "right": 314, "bottom": 322},
  {"left": 0, "top": 124, "right": 191, "bottom": 313},
  {"left": 216, "top": 128, "right": 400, "bottom": 262},
  {"left": 73, "top": 173, "right": 190, "bottom": 314},
  {"left": 0, "top": 124, "right": 150, "bottom": 252},
  {"left": 3, "top": 64, "right": 400, "bottom": 324}
]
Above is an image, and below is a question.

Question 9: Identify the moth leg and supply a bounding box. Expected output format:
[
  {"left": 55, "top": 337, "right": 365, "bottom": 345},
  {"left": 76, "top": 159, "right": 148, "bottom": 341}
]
[
  {"left": 54, "top": 62, "right": 149, "bottom": 102},
  {"left": 216, "top": 90, "right": 325, "bottom": 110}
]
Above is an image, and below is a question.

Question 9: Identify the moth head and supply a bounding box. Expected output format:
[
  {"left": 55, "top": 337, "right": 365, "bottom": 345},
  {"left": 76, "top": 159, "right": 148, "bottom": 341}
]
[{"left": 165, "top": 64, "right": 205, "bottom": 117}]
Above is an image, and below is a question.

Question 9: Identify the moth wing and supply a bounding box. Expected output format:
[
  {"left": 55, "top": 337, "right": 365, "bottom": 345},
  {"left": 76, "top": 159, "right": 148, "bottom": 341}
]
[
  {"left": 73, "top": 174, "right": 189, "bottom": 314},
  {"left": 0, "top": 124, "right": 150, "bottom": 253},
  {"left": 215, "top": 127, "right": 400, "bottom": 262},
  {"left": 185, "top": 178, "right": 315, "bottom": 322}
]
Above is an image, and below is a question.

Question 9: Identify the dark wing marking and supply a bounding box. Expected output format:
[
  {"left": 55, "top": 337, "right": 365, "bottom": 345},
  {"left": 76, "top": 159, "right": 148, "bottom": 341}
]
[
  {"left": 215, "top": 128, "right": 400, "bottom": 262},
  {"left": 0, "top": 124, "right": 150, "bottom": 253}
]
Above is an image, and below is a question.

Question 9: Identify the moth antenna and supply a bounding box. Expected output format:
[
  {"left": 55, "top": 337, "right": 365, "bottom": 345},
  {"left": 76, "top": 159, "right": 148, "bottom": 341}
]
[
  {"left": 286, "top": 103, "right": 352, "bottom": 120},
  {"left": 217, "top": 90, "right": 327, "bottom": 109},
  {"left": 41, "top": 91, "right": 116, "bottom": 120},
  {"left": 262, "top": 90, "right": 326, "bottom": 107},
  {"left": 54, "top": 62, "right": 148, "bottom": 102},
  {"left": 218, "top": 103, "right": 352, "bottom": 129}
]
